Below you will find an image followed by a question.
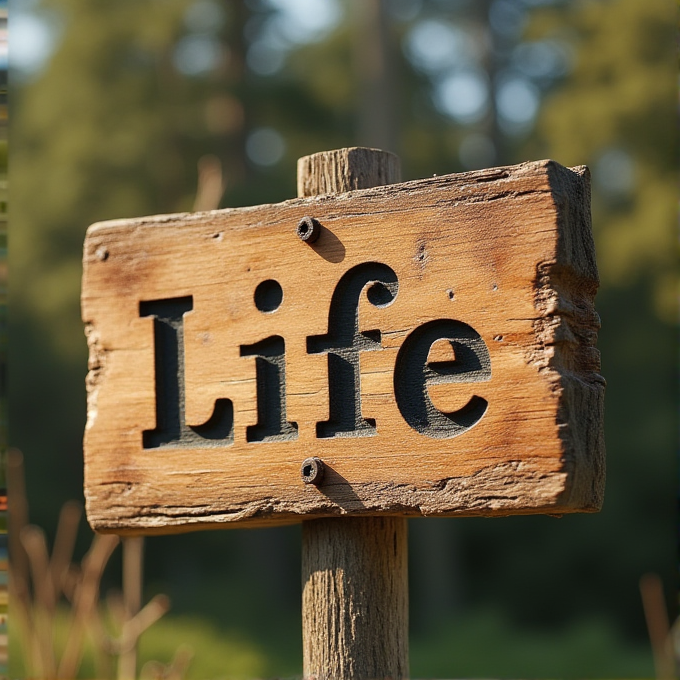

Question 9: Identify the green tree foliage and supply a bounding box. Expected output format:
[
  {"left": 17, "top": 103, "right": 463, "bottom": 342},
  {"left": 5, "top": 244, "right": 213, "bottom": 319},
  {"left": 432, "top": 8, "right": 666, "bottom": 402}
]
[
  {"left": 516, "top": 0, "right": 677, "bottom": 645},
  {"left": 14, "top": 0, "right": 233, "bottom": 360},
  {"left": 528, "top": 0, "right": 677, "bottom": 321},
  {"left": 13, "top": 0, "right": 258, "bottom": 511}
]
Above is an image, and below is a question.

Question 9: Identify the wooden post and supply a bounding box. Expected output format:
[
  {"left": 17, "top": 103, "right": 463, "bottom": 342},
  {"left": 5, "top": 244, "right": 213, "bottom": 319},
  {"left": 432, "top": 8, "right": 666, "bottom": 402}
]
[{"left": 298, "top": 148, "right": 409, "bottom": 680}]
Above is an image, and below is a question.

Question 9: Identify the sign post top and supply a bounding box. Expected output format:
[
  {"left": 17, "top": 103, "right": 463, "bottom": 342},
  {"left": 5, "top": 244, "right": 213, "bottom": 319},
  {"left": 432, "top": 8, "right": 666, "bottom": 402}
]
[
  {"left": 297, "top": 147, "right": 401, "bottom": 197},
  {"left": 82, "top": 158, "right": 604, "bottom": 535}
]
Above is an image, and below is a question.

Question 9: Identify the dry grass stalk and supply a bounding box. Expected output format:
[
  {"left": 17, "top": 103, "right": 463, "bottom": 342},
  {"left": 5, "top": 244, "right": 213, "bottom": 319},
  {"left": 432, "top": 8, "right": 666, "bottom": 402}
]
[
  {"left": 640, "top": 572, "right": 678, "bottom": 679},
  {"left": 140, "top": 645, "right": 193, "bottom": 680},
  {"left": 8, "top": 448, "right": 177, "bottom": 679},
  {"left": 20, "top": 524, "right": 58, "bottom": 676},
  {"left": 192, "top": 154, "right": 226, "bottom": 212},
  {"left": 51, "top": 502, "right": 83, "bottom": 600},
  {"left": 7, "top": 449, "right": 29, "bottom": 602},
  {"left": 57, "top": 533, "right": 120, "bottom": 679},
  {"left": 119, "top": 536, "right": 143, "bottom": 680}
]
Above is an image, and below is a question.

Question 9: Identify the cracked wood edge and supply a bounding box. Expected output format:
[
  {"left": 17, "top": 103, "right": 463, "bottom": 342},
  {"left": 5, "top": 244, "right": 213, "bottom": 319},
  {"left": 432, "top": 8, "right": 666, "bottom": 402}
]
[
  {"left": 89, "top": 457, "right": 569, "bottom": 534},
  {"left": 531, "top": 163, "right": 605, "bottom": 511}
]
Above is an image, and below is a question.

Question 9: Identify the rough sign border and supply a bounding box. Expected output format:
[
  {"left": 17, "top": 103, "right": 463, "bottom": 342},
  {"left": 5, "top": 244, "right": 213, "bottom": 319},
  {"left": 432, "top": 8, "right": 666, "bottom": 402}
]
[{"left": 82, "top": 160, "right": 605, "bottom": 534}]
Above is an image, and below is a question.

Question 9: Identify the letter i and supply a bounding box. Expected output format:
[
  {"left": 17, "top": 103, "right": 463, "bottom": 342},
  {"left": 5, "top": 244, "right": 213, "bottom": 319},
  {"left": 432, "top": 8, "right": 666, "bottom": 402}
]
[{"left": 240, "top": 336, "right": 298, "bottom": 442}]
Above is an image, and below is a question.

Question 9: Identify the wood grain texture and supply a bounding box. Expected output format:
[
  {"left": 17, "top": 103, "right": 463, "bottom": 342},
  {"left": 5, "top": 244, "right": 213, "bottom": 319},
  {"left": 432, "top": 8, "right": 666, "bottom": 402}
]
[
  {"left": 302, "top": 517, "right": 408, "bottom": 680},
  {"left": 300, "top": 148, "right": 408, "bottom": 680},
  {"left": 297, "top": 147, "right": 400, "bottom": 197},
  {"left": 81, "top": 158, "right": 605, "bottom": 534}
]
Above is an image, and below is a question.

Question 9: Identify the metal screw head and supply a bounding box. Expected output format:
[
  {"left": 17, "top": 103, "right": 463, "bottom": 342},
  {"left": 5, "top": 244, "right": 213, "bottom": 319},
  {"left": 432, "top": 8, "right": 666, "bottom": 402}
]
[
  {"left": 301, "top": 457, "right": 325, "bottom": 485},
  {"left": 297, "top": 216, "right": 321, "bottom": 244}
]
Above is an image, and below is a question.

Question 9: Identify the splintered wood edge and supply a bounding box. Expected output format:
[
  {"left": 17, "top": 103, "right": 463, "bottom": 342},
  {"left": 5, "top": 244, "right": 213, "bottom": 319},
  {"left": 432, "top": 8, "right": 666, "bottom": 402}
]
[
  {"left": 541, "top": 162, "right": 605, "bottom": 512},
  {"left": 84, "top": 159, "right": 546, "bottom": 236},
  {"left": 83, "top": 159, "right": 605, "bottom": 534},
  {"left": 92, "top": 459, "right": 575, "bottom": 536}
]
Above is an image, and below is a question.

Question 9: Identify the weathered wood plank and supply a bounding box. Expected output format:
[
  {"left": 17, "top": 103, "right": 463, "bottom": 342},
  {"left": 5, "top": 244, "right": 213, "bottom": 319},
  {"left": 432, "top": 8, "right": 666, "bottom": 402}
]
[{"left": 81, "top": 158, "right": 605, "bottom": 533}]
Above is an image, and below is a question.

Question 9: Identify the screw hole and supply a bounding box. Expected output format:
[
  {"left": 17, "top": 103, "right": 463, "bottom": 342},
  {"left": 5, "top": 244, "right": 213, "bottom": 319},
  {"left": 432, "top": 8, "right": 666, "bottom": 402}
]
[
  {"left": 301, "top": 457, "right": 324, "bottom": 485},
  {"left": 297, "top": 216, "right": 320, "bottom": 243}
]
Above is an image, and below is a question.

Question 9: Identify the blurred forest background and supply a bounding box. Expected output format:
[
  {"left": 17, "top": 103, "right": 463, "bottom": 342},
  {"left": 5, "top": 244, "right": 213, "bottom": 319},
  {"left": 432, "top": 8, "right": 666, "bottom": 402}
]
[{"left": 9, "top": 0, "right": 677, "bottom": 677}]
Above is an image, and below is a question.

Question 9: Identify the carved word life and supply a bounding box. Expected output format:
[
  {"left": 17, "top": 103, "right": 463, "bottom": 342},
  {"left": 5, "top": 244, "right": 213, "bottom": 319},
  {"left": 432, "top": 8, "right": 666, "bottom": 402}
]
[{"left": 140, "top": 262, "right": 491, "bottom": 449}]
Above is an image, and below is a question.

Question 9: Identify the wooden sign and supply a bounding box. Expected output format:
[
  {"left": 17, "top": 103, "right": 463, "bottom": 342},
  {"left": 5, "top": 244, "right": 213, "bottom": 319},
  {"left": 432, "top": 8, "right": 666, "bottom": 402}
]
[{"left": 81, "top": 159, "right": 605, "bottom": 534}]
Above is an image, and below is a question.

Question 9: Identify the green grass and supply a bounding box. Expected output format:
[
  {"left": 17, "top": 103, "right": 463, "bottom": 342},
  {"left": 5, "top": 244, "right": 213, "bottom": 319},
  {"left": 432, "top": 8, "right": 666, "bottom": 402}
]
[
  {"left": 9, "top": 607, "right": 654, "bottom": 678},
  {"left": 9, "top": 611, "right": 268, "bottom": 680},
  {"left": 410, "top": 608, "right": 654, "bottom": 679},
  {"left": 138, "top": 616, "right": 268, "bottom": 679}
]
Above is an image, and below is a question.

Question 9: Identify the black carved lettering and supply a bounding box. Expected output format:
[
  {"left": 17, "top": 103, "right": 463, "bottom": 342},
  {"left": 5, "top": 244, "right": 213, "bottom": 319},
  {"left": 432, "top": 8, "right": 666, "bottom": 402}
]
[
  {"left": 394, "top": 319, "right": 491, "bottom": 438},
  {"left": 240, "top": 335, "right": 298, "bottom": 443},
  {"left": 307, "top": 262, "right": 398, "bottom": 438},
  {"left": 140, "top": 297, "right": 234, "bottom": 448}
]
